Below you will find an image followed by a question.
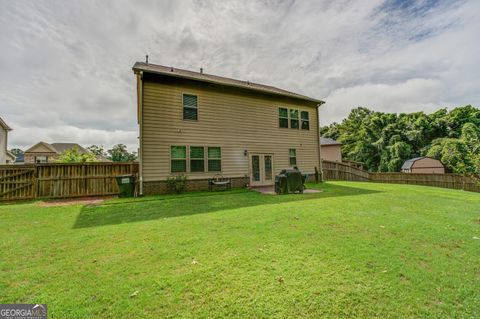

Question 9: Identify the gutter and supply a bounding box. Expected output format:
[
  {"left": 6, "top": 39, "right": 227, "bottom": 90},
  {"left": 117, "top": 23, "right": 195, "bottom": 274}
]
[
  {"left": 316, "top": 101, "right": 326, "bottom": 182},
  {"left": 136, "top": 71, "right": 144, "bottom": 195}
]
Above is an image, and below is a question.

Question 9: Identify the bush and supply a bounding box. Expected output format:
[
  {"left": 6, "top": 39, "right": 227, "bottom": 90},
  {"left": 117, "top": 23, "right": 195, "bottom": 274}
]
[{"left": 166, "top": 175, "right": 187, "bottom": 194}]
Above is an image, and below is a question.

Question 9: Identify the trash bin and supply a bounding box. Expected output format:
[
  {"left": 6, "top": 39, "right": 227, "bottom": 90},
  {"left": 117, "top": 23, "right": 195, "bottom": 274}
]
[
  {"left": 115, "top": 174, "right": 136, "bottom": 198},
  {"left": 275, "top": 173, "right": 287, "bottom": 194}
]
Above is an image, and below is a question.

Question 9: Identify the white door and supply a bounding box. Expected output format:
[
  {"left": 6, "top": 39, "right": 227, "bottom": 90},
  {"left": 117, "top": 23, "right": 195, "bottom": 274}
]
[{"left": 250, "top": 154, "right": 274, "bottom": 186}]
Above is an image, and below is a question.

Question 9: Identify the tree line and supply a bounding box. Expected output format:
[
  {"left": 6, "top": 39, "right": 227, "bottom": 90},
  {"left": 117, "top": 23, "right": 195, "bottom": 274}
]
[
  {"left": 10, "top": 144, "right": 137, "bottom": 163},
  {"left": 320, "top": 105, "right": 480, "bottom": 174}
]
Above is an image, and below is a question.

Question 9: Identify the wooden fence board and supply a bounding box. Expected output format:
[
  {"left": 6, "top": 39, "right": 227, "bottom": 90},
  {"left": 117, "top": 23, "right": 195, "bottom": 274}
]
[
  {"left": 323, "top": 160, "right": 480, "bottom": 193},
  {"left": 0, "top": 163, "right": 138, "bottom": 201}
]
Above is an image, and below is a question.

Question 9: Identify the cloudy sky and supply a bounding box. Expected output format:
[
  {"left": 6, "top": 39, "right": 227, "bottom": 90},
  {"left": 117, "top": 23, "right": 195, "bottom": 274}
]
[{"left": 1, "top": 0, "right": 479, "bottom": 151}]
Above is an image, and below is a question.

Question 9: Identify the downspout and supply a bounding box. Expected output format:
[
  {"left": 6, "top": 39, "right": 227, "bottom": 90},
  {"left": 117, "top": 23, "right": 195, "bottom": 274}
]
[
  {"left": 136, "top": 71, "right": 144, "bottom": 195},
  {"left": 316, "top": 101, "right": 325, "bottom": 182}
]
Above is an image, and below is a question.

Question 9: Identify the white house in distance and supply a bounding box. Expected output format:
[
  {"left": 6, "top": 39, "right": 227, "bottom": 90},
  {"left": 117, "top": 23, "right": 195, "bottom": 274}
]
[{"left": 0, "top": 117, "right": 15, "bottom": 164}]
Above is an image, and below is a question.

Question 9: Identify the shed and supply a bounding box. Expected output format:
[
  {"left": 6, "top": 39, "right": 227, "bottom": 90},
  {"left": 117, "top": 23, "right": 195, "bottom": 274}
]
[
  {"left": 320, "top": 137, "right": 342, "bottom": 162},
  {"left": 401, "top": 157, "right": 444, "bottom": 174}
]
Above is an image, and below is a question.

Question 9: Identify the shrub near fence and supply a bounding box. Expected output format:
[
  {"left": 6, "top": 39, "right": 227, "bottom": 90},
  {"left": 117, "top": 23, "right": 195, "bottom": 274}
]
[
  {"left": 0, "top": 162, "right": 138, "bottom": 201},
  {"left": 322, "top": 160, "right": 480, "bottom": 193}
]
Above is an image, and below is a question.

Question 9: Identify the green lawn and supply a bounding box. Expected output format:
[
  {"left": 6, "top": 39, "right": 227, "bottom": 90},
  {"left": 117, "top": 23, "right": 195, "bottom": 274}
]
[{"left": 1, "top": 182, "right": 479, "bottom": 318}]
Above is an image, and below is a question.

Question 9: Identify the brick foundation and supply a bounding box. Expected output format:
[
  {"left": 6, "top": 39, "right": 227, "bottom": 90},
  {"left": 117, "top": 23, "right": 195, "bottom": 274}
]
[{"left": 143, "top": 177, "right": 250, "bottom": 195}]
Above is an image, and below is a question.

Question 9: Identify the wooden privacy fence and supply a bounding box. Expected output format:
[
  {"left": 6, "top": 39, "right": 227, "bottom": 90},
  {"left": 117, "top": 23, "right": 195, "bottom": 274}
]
[
  {"left": 322, "top": 160, "right": 370, "bottom": 181},
  {"left": 369, "top": 172, "right": 480, "bottom": 193},
  {"left": 0, "top": 162, "right": 138, "bottom": 201},
  {"left": 323, "top": 160, "right": 480, "bottom": 193}
]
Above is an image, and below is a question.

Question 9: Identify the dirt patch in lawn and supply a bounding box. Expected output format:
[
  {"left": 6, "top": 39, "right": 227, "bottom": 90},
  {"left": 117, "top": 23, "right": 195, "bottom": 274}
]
[{"left": 37, "top": 196, "right": 115, "bottom": 207}]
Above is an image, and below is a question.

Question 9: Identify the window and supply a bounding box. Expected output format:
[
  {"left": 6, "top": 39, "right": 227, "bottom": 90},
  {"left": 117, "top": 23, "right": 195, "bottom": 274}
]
[
  {"left": 190, "top": 146, "right": 205, "bottom": 172},
  {"left": 183, "top": 94, "right": 198, "bottom": 120},
  {"left": 301, "top": 111, "right": 309, "bottom": 130},
  {"left": 290, "top": 109, "right": 299, "bottom": 129},
  {"left": 289, "top": 149, "right": 297, "bottom": 166},
  {"left": 171, "top": 146, "right": 187, "bottom": 172},
  {"left": 35, "top": 156, "right": 47, "bottom": 163},
  {"left": 208, "top": 147, "right": 221, "bottom": 172},
  {"left": 279, "top": 108, "right": 289, "bottom": 128}
]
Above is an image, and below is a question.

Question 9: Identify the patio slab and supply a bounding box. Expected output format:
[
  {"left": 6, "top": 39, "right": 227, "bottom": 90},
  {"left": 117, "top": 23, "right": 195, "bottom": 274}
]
[{"left": 251, "top": 186, "right": 322, "bottom": 195}]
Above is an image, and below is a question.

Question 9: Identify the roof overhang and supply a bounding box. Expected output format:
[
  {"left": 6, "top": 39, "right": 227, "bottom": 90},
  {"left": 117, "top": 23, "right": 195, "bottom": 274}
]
[{"left": 133, "top": 62, "right": 325, "bottom": 105}]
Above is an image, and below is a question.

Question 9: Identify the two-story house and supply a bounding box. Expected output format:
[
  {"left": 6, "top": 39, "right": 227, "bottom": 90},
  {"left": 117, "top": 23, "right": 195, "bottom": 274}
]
[
  {"left": 132, "top": 62, "right": 325, "bottom": 194},
  {"left": 0, "top": 117, "right": 15, "bottom": 164}
]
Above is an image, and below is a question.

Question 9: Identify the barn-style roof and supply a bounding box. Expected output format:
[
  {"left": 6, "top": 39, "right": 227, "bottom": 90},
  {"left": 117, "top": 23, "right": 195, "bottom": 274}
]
[
  {"left": 401, "top": 157, "right": 443, "bottom": 170},
  {"left": 133, "top": 62, "right": 325, "bottom": 104}
]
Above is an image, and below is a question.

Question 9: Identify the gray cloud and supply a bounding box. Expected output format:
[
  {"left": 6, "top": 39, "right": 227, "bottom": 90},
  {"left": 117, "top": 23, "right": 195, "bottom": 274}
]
[{"left": 0, "top": 0, "right": 478, "bottom": 151}]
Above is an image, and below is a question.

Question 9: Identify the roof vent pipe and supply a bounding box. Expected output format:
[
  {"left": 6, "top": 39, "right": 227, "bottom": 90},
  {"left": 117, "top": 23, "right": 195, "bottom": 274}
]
[
  {"left": 145, "top": 55, "right": 148, "bottom": 65},
  {"left": 200, "top": 67, "right": 203, "bottom": 74}
]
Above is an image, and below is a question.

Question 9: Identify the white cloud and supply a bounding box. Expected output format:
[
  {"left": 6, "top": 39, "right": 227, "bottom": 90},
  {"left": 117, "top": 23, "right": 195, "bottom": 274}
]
[{"left": 0, "top": 0, "right": 479, "bottom": 149}]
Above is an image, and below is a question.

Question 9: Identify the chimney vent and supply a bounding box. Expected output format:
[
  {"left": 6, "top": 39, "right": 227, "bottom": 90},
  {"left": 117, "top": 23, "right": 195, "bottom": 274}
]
[{"left": 145, "top": 55, "right": 149, "bottom": 65}]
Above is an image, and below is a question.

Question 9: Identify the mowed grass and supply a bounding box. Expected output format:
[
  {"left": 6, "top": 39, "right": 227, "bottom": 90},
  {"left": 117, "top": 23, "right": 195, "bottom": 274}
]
[{"left": 1, "top": 182, "right": 479, "bottom": 318}]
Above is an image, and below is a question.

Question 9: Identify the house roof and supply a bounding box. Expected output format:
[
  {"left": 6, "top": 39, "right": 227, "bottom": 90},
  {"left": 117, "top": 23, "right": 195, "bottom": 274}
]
[
  {"left": 132, "top": 62, "right": 325, "bottom": 104},
  {"left": 0, "top": 117, "right": 12, "bottom": 131},
  {"left": 50, "top": 143, "right": 88, "bottom": 154},
  {"left": 320, "top": 137, "right": 342, "bottom": 146},
  {"left": 25, "top": 142, "right": 88, "bottom": 154},
  {"left": 6, "top": 150, "right": 16, "bottom": 160},
  {"left": 401, "top": 156, "right": 443, "bottom": 170}
]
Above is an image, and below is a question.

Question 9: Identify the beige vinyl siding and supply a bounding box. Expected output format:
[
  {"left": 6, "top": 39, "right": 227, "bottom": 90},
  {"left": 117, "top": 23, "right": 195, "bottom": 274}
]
[{"left": 142, "top": 79, "right": 320, "bottom": 181}]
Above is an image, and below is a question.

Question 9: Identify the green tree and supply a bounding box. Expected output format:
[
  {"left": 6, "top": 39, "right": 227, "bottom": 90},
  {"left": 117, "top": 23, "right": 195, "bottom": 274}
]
[
  {"left": 86, "top": 145, "right": 106, "bottom": 158},
  {"left": 107, "top": 144, "right": 137, "bottom": 162},
  {"left": 426, "top": 138, "right": 475, "bottom": 174},
  {"left": 321, "top": 105, "right": 480, "bottom": 174},
  {"left": 56, "top": 147, "right": 97, "bottom": 163}
]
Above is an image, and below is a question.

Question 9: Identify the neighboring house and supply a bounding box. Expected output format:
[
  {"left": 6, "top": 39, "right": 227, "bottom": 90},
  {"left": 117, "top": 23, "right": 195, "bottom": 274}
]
[
  {"left": 0, "top": 117, "right": 13, "bottom": 164},
  {"left": 13, "top": 152, "right": 24, "bottom": 164},
  {"left": 401, "top": 157, "right": 445, "bottom": 174},
  {"left": 24, "top": 142, "right": 97, "bottom": 163},
  {"left": 6, "top": 151, "right": 16, "bottom": 164},
  {"left": 320, "top": 137, "right": 342, "bottom": 162},
  {"left": 132, "top": 62, "right": 325, "bottom": 194}
]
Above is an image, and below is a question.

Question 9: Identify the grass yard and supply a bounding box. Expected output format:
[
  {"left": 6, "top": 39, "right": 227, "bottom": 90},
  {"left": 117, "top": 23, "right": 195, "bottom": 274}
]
[{"left": 1, "top": 182, "right": 479, "bottom": 318}]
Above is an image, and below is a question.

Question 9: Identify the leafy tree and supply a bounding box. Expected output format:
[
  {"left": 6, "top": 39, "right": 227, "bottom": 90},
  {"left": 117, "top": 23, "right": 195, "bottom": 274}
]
[
  {"left": 426, "top": 138, "right": 475, "bottom": 174},
  {"left": 56, "top": 147, "right": 97, "bottom": 163},
  {"left": 321, "top": 105, "right": 480, "bottom": 174},
  {"left": 107, "top": 144, "right": 137, "bottom": 162},
  {"left": 86, "top": 145, "right": 106, "bottom": 158}
]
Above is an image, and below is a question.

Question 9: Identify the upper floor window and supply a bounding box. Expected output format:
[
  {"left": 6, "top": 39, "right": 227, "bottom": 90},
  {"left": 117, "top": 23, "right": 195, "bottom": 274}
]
[
  {"left": 35, "top": 156, "right": 48, "bottom": 163},
  {"left": 183, "top": 94, "right": 198, "bottom": 120},
  {"left": 279, "top": 108, "right": 289, "bottom": 128},
  {"left": 301, "top": 111, "right": 309, "bottom": 130},
  {"left": 290, "top": 109, "right": 299, "bottom": 129}
]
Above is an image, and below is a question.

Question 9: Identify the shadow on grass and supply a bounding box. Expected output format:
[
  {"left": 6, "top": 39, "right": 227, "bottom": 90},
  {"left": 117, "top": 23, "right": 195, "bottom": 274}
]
[{"left": 73, "top": 183, "right": 381, "bottom": 229}]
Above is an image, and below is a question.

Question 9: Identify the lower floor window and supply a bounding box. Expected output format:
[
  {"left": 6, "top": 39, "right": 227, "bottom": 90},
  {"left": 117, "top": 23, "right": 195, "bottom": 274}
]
[
  {"left": 171, "top": 145, "right": 221, "bottom": 173},
  {"left": 171, "top": 146, "right": 187, "bottom": 172},
  {"left": 190, "top": 146, "right": 205, "bottom": 172},
  {"left": 289, "top": 149, "right": 297, "bottom": 166},
  {"left": 208, "top": 147, "right": 221, "bottom": 172}
]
